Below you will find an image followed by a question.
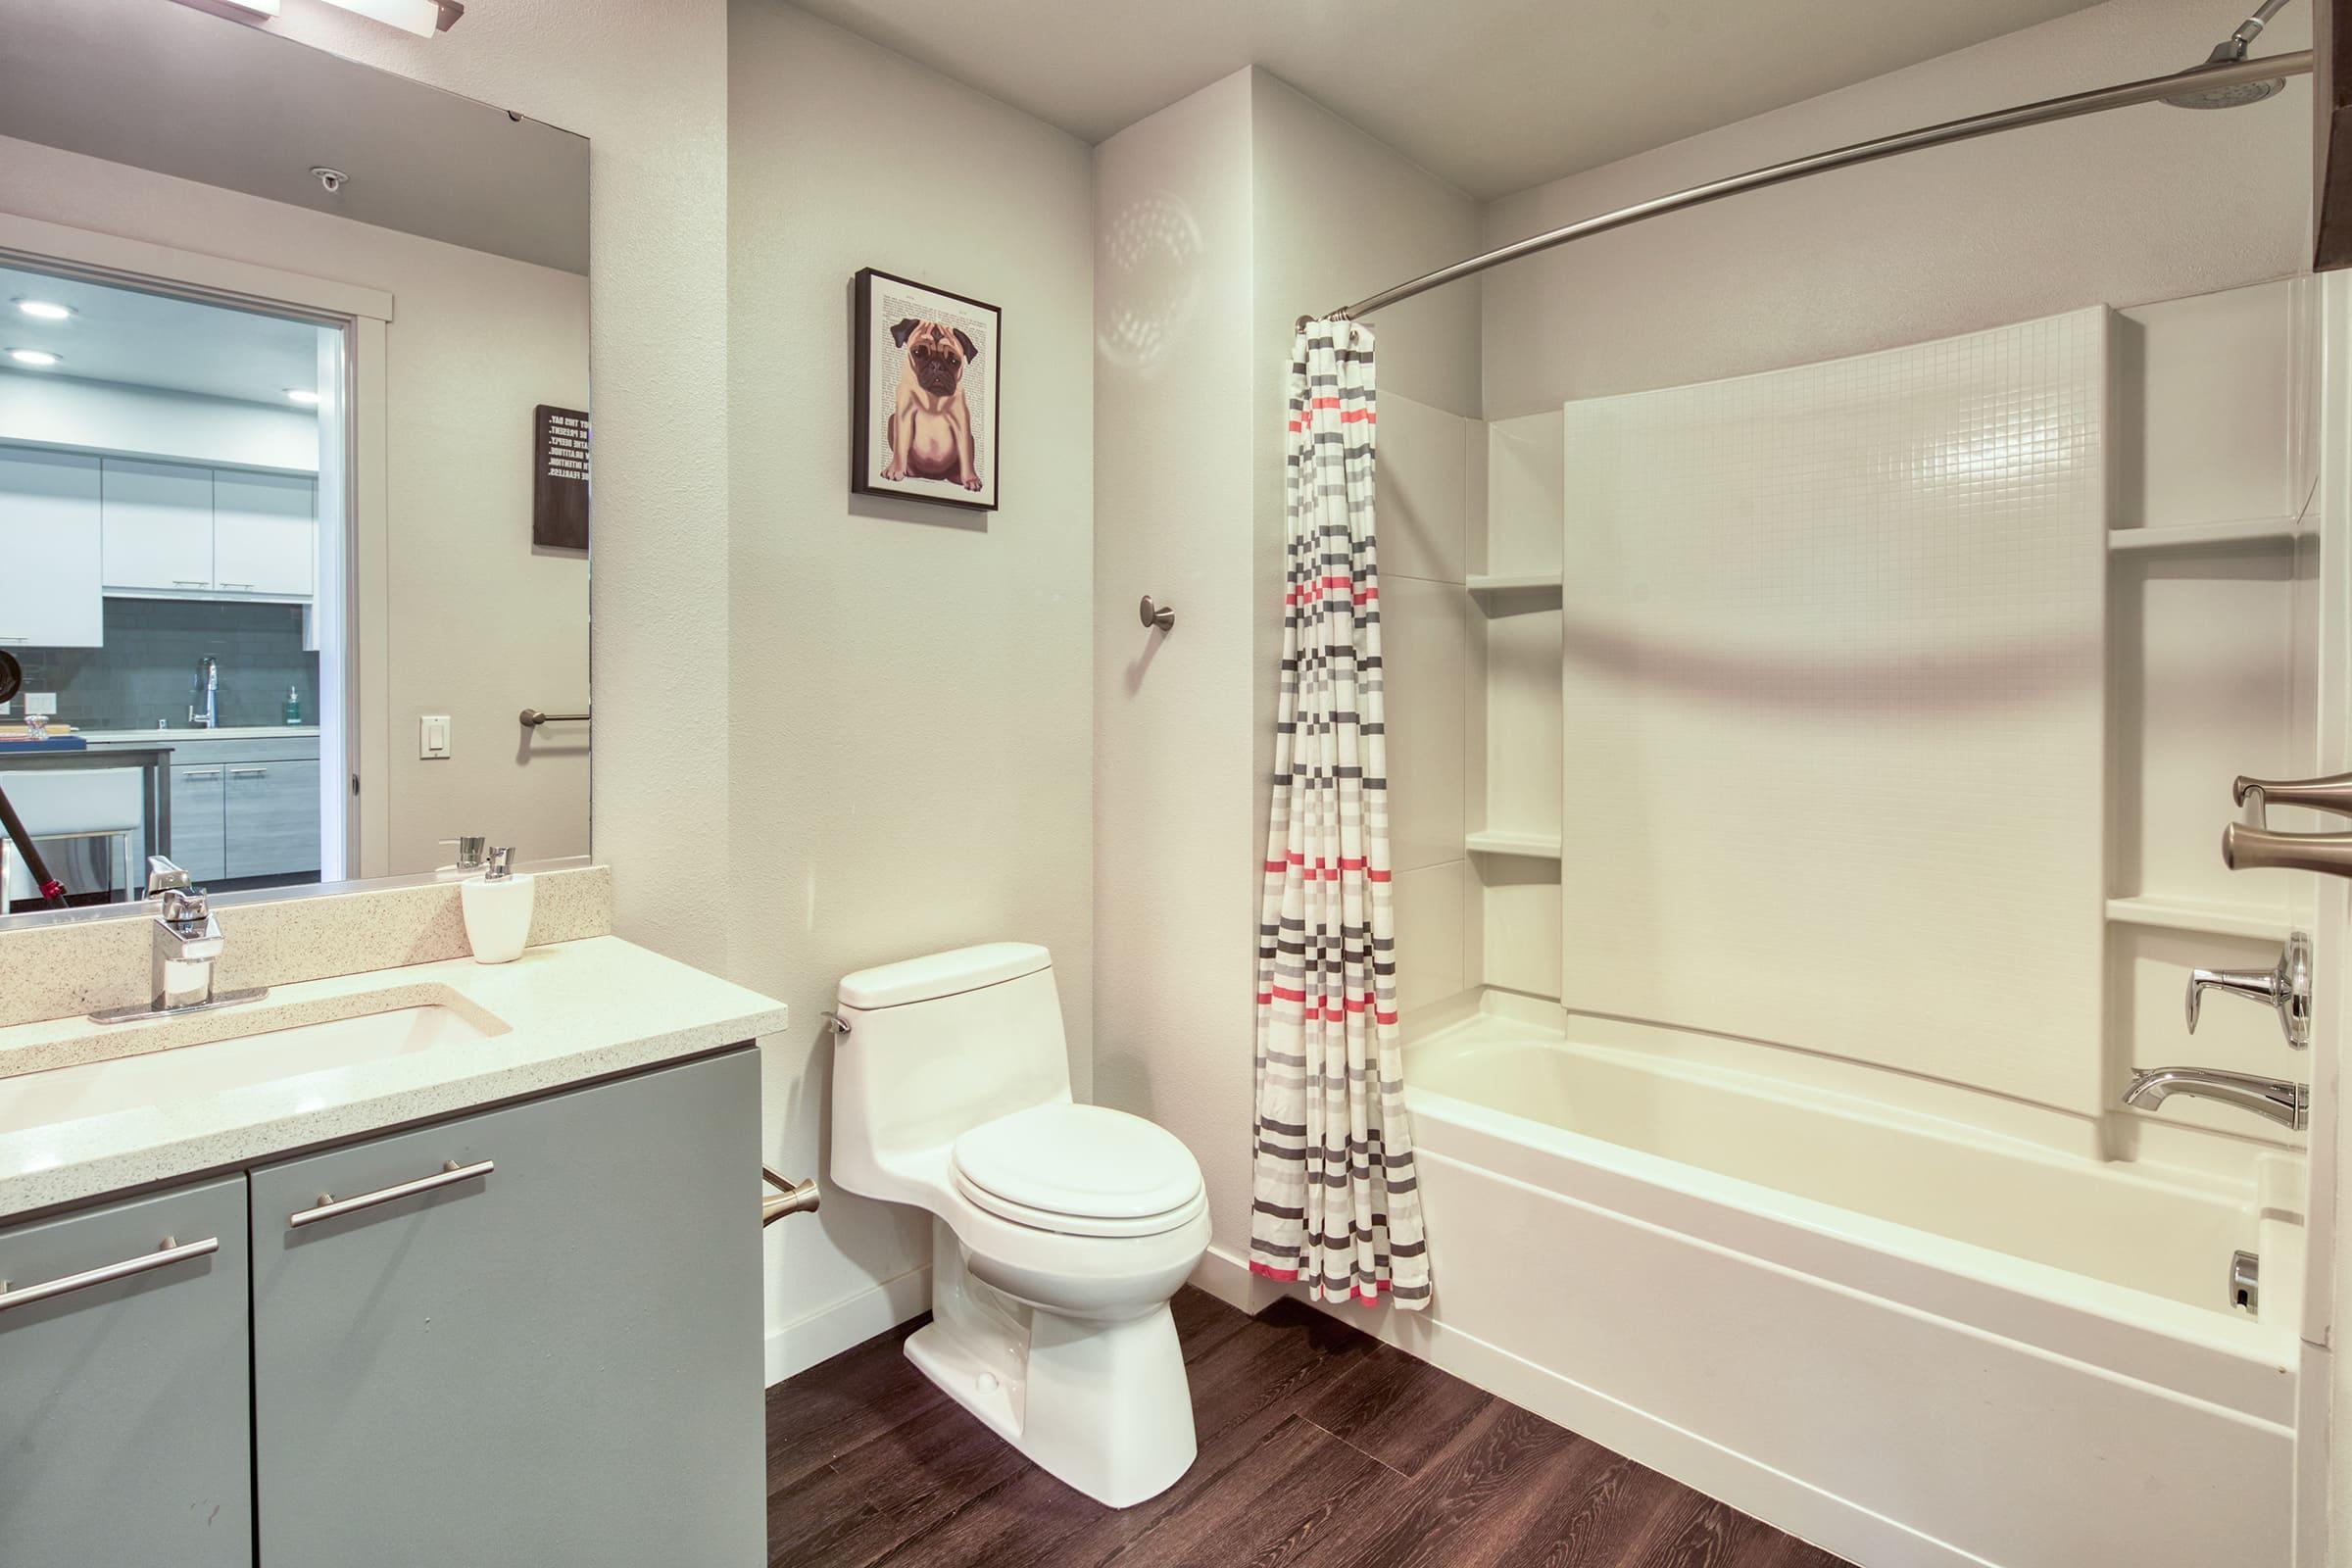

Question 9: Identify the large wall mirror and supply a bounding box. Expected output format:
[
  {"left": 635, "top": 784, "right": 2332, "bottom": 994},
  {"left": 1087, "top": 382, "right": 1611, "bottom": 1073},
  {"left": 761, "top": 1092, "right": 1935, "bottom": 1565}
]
[{"left": 0, "top": 0, "right": 589, "bottom": 921}]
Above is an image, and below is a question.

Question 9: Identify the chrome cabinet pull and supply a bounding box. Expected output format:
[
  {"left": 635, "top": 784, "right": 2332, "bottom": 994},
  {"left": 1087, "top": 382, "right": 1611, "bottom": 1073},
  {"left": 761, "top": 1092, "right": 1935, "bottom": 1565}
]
[
  {"left": 0, "top": 1235, "right": 220, "bottom": 1312},
  {"left": 181, "top": 769, "right": 221, "bottom": 781},
  {"left": 218, "top": 581, "right": 256, "bottom": 590},
  {"left": 289, "top": 1158, "right": 494, "bottom": 1228},
  {"left": 228, "top": 767, "right": 267, "bottom": 778}
]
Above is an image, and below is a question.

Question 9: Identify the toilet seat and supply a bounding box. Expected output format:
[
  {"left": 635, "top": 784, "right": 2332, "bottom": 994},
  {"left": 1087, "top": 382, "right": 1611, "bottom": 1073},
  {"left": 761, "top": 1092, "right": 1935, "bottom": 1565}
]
[{"left": 952, "top": 1103, "right": 1204, "bottom": 1238}]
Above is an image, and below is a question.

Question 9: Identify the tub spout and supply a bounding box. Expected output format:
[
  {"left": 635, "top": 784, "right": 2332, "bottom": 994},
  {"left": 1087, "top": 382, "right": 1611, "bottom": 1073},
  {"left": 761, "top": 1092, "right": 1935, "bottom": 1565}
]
[{"left": 2121, "top": 1066, "right": 2307, "bottom": 1131}]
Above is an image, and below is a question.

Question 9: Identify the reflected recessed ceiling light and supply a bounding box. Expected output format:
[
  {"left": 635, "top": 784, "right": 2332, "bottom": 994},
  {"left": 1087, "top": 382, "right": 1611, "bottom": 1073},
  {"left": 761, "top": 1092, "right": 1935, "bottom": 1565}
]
[
  {"left": 286, "top": 389, "right": 321, "bottom": 405},
  {"left": 13, "top": 300, "right": 73, "bottom": 321},
  {"left": 6, "top": 349, "right": 61, "bottom": 368}
]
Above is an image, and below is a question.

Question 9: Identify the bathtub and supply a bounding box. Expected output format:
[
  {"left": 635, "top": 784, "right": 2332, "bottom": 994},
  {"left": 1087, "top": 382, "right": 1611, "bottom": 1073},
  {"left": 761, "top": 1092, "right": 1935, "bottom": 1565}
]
[{"left": 1356, "top": 995, "right": 2304, "bottom": 1568}]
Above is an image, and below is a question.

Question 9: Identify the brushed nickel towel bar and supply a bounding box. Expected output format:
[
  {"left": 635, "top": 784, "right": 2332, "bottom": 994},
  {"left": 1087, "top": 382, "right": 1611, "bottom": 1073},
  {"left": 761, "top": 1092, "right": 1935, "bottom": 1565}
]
[
  {"left": 1308, "top": 48, "right": 2312, "bottom": 325},
  {"left": 519, "top": 709, "right": 590, "bottom": 728}
]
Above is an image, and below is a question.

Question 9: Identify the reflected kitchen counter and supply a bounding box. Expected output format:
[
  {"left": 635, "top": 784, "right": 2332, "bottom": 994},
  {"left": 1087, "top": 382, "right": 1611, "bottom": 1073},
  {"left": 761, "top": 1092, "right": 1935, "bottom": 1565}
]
[
  {"left": 0, "top": 744, "right": 172, "bottom": 908},
  {"left": 78, "top": 727, "right": 319, "bottom": 745}
]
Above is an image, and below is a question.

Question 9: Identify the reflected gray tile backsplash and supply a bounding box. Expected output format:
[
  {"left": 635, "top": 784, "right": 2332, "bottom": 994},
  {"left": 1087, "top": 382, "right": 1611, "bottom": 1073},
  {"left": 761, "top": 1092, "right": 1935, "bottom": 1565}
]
[{"left": 10, "top": 598, "right": 319, "bottom": 731}]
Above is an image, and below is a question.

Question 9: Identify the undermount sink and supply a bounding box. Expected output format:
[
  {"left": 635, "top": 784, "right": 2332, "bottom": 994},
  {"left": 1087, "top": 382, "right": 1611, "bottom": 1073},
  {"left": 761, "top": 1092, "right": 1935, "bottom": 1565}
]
[{"left": 0, "top": 1001, "right": 502, "bottom": 1139}]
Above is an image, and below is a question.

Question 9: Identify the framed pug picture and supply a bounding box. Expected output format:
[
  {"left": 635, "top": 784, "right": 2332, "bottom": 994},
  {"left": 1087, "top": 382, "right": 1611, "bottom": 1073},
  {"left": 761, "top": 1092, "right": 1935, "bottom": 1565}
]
[{"left": 852, "top": 268, "right": 1002, "bottom": 512}]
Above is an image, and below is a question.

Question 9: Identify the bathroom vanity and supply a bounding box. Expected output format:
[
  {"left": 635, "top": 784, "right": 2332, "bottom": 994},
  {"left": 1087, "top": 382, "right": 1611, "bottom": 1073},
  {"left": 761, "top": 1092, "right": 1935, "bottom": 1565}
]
[{"left": 0, "top": 925, "right": 786, "bottom": 1566}]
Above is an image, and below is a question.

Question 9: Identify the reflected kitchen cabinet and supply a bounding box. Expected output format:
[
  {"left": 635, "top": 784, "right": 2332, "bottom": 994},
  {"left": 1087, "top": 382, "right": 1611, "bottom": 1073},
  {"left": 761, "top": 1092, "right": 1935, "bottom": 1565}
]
[
  {"left": 100, "top": 457, "right": 214, "bottom": 593},
  {"left": 102, "top": 460, "right": 316, "bottom": 600},
  {"left": 213, "top": 469, "right": 316, "bottom": 598},
  {"left": 226, "top": 758, "right": 320, "bottom": 879},
  {"left": 0, "top": 447, "right": 103, "bottom": 648},
  {"left": 170, "top": 762, "right": 227, "bottom": 883}
]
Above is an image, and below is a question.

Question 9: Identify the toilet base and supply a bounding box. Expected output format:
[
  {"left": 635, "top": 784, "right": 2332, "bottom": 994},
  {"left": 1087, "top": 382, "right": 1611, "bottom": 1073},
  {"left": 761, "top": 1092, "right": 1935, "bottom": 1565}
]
[{"left": 907, "top": 1221, "right": 1198, "bottom": 1508}]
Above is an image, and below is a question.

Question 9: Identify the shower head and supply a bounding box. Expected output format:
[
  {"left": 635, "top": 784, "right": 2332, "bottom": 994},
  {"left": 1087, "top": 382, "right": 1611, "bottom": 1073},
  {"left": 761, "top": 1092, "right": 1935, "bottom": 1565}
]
[{"left": 2163, "top": 1, "right": 2294, "bottom": 107}]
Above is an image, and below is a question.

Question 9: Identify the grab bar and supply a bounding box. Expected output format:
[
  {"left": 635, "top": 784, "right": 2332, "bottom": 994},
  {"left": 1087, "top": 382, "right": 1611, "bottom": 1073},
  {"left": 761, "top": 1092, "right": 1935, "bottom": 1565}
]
[
  {"left": 518, "top": 709, "right": 589, "bottom": 729},
  {"left": 762, "top": 1167, "right": 819, "bottom": 1226}
]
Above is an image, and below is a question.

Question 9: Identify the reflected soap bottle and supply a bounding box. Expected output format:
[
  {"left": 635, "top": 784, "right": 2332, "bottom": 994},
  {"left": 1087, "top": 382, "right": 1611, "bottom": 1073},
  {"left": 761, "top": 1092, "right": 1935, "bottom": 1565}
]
[{"left": 461, "top": 845, "right": 535, "bottom": 964}]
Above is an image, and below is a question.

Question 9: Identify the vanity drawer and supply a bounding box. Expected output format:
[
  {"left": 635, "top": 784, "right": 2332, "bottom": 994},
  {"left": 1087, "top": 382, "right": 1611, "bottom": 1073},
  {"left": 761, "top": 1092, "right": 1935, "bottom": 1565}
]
[
  {"left": 0, "top": 1174, "right": 253, "bottom": 1567},
  {"left": 247, "top": 1048, "right": 763, "bottom": 1567}
]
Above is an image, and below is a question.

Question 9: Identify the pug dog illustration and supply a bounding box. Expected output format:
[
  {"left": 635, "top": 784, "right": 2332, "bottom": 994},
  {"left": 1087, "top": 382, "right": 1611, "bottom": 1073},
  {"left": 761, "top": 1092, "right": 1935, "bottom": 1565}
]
[{"left": 881, "top": 318, "right": 983, "bottom": 491}]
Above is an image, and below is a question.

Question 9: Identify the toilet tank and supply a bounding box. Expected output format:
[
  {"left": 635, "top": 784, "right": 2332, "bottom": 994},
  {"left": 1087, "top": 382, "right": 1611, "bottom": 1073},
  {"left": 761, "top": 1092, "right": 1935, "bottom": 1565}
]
[{"left": 830, "top": 943, "right": 1073, "bottom": 1202}]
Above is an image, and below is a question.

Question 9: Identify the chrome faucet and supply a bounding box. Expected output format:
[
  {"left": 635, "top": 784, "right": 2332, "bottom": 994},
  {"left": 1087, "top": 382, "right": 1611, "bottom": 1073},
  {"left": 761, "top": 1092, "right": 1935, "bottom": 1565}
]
[
  {"left": 2122, "top": 1066, "right": 2308, "bottom": 1131},
  {"left": 89, "top": 858, "right": 266, "bottom": 1023},
  {"left": 189, "top": 655, "right": 219, "bottom": 729}
]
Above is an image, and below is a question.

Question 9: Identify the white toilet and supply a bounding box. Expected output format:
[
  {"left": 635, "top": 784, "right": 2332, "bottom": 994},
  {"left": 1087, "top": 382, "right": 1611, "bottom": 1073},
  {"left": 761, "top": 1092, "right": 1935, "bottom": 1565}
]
[{"left": 829, "top": 942, "right": 1211, "bottom": 1507}]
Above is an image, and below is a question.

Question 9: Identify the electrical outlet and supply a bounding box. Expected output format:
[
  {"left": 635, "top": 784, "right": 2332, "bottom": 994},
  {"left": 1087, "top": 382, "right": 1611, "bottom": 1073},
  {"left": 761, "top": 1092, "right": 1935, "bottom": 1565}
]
[{"left": 419, "top": 714, "right": 452, "bottom": 760}]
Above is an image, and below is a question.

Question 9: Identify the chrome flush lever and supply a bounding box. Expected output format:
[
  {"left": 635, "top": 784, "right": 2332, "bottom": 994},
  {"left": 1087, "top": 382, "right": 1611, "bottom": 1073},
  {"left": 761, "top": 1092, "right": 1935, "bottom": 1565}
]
[{"left": 2186, "top": 931, "right": 2312, "bottom": 1050}]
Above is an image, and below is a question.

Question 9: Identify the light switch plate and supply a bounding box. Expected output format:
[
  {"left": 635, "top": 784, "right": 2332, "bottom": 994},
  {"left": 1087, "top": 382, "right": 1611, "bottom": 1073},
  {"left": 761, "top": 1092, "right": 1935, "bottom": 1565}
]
[{"left": 419, "top": 713, "right": 452, "bottom": 760}]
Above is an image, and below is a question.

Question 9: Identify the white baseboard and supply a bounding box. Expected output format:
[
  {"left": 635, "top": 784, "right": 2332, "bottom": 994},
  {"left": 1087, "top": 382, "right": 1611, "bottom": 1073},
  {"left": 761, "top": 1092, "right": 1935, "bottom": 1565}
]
[
  {"left": 1291, "top": 1293, "right": 1990, "bottom": 1568},
  {"left": 764, "top": 1266, "right": 933, "bottom": 1387},
  {"left": 1187, "top": 1243, "right": 1287, "bottom": 1315}
]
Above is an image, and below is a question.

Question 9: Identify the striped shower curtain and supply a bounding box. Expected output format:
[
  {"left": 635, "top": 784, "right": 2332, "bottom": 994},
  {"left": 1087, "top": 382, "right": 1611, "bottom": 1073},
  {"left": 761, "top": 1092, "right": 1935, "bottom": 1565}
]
[{"left": 1249, "top": 318, "right": 1430, "bottom": 1310}]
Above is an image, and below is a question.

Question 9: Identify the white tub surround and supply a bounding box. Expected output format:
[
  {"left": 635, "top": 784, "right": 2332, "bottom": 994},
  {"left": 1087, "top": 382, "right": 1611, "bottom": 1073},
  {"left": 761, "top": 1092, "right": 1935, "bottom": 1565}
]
[
  {"left": 0, "top": 935, "right": 788, "bottom": 1220},
  {"left": 1350, "top": 998, "right": 2300, "bottom": 1568}
]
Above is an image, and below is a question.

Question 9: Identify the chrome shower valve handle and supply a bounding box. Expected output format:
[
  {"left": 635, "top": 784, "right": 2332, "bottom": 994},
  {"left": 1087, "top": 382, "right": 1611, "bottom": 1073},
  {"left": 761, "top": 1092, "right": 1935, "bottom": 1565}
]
[{"left": 2185, "top": 931, "right": 2311, "bottom": 1050}]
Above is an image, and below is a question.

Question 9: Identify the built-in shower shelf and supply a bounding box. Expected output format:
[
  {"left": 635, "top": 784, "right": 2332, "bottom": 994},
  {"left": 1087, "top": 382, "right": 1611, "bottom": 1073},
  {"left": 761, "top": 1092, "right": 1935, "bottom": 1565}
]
[
  {"left": 2106, "top": 516, "right": 2301, "bottom": 554},
  {"left": 1466, "top": 829, "right": 1563, "bottom": 859},
  {"left": 1466, "top": 572, "right": 1564, "bottom": 612},
  {"left": 2104, "top": 895, "right": 2292, "bottom": 942}
]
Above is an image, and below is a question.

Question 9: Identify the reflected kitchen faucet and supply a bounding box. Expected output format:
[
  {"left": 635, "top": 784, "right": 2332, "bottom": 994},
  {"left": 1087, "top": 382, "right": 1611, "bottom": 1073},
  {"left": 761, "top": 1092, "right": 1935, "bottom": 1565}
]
[{"left": 189, "top": 655, "right": 219, "bottom": 729}]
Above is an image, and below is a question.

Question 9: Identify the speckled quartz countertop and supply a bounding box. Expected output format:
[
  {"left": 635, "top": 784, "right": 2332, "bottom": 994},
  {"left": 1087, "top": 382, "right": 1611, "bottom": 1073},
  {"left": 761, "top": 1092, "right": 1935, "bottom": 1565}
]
[{"left": 0, "top": 936, "right": 789, "bottom": 1221}]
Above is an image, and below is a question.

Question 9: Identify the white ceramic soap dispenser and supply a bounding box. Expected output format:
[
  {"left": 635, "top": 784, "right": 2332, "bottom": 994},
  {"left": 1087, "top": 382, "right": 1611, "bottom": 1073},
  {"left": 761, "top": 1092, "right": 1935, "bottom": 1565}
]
[{"left": 461, "top": 845, "right": 535, "bottom": 964}]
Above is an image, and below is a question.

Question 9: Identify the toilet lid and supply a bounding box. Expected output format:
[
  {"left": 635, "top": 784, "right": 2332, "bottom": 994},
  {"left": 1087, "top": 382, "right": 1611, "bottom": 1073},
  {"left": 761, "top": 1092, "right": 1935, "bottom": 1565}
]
[{"left": 952, "top": 1103, "right": 1202, "bottom": 1223}]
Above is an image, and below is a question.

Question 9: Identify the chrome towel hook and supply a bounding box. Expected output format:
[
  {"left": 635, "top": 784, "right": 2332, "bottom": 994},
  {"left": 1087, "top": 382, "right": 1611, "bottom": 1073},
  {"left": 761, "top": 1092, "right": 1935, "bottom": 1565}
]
[{"left": 1139, "top": 595, "right": 1175, "bottom": 632}]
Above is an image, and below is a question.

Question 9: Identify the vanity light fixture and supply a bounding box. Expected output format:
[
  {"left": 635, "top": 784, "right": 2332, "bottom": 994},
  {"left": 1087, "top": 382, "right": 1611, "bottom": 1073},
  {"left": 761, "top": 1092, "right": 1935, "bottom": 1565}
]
[
  {"left": 286, "top": 388, "right": 322, "bottom": 406},
  {"left": 6, "top": 349, "right": 61, "bottom": 368},
  {"left": 12, "top": 300, "right": 74, "bottom": 321},
  {"left": 167, "top": 0, "right": 283, "bottom": 19},
  {"left": 316, "top": 0, "right": 465, "bottom": 37}
]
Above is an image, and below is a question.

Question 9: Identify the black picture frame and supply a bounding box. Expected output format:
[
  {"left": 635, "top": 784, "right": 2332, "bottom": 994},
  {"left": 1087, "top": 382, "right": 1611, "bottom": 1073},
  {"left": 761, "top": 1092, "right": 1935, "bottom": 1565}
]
[{"left": 852, "top": 268, "right": 1003, "bottom": 514}]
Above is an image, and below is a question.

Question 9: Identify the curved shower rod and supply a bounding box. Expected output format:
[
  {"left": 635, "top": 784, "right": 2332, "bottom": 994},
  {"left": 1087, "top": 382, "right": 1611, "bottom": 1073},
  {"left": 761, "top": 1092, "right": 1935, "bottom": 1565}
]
[{"left": 1313, "top": 47, "right": 2314, "bottom": 325}]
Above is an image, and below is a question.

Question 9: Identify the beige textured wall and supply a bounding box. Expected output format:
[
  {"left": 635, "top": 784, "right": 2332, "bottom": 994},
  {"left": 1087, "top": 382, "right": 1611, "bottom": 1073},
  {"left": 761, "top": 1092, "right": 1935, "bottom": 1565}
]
[
  {"left": 1093, "top": 69, "right": 1260, "bottom": 1266},
  {"left": 264, "top": 0, "right": 735, "bottom": 967},
  {"left": 1093, "top": 66, "right": 1483, "bottom": 1276},
  {"left": 1480, "top": 0, "right": 2311, "bottom": 417},
  {"left": 728, "top": 0, "right": 1097, "bottom": 1374}
]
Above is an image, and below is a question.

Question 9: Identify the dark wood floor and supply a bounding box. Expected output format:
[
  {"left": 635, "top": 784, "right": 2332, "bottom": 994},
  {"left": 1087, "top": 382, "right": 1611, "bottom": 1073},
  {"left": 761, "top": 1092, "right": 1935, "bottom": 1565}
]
[{"left": 766, "top": 1287, "right": 1848, "bottom": 1568}]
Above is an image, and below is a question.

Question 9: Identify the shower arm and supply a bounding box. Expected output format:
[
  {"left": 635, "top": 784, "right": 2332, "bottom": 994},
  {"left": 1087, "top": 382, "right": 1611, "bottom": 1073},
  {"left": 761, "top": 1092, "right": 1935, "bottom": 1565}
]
[{"left": 1310, "top": 47, "right": 2312, "bottom": 326}]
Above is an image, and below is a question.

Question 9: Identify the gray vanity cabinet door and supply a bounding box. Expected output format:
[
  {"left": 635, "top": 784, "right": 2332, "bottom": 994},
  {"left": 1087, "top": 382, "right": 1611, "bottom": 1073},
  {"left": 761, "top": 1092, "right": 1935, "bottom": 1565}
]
[
  {"left": 249, "top": 1049, "right": 764, "bottom": 1568},
  {"left": 0, "top": 1174, "right": 253, "bottom": 1567}
]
